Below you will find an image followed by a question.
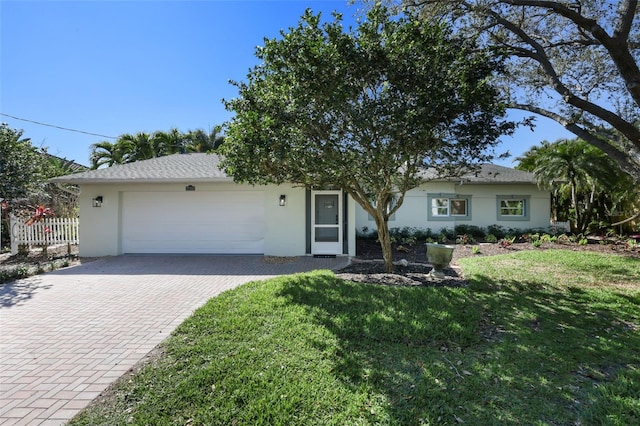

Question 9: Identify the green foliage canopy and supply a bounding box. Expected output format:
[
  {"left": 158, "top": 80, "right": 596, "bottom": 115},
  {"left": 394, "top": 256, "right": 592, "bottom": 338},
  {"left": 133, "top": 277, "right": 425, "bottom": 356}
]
[
  {"left": 221, "top": 6, "right": 515, "bottom": 271},
  {"left": 223, "top": 7, "right": 513, "bottom": 189},
  {"left": 516, "top": 138, "right": 639, "bottom": 233},
  {"left": 89, "top": 127, "right": 225, "bottom": 169},
  {"left": 0, "top": 123, "right": 52, "bottom": 202}
]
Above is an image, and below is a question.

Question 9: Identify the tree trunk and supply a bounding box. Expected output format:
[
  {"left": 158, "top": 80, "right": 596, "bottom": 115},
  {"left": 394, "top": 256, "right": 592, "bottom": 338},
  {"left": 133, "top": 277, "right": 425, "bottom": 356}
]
[
  {"left": 570, "top": 181, "right": 581, "bottom": 233},
  {"left": 374, "top": 212, "right": 394, "bottom": 273}
]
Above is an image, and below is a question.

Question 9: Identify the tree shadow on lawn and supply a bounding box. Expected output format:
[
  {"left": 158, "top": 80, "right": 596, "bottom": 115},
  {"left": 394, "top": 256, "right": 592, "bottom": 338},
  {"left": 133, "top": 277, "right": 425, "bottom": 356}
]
[{"left": 280, "top": 272, "right": 640, "bottom": 424}]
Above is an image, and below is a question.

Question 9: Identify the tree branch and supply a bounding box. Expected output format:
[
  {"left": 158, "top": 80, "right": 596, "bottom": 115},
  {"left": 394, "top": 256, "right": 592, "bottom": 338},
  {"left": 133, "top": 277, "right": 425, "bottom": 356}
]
[
  {"left": 513, "top": 103, "right": 640, "bottom": 180},
  {"left": 611, "top": 209, "right": 640, "bottom": 227},
  {"left": 614, "top": 0, "right": 637, "bottom": 41},
  {"left": 481, "top": 6, "right": 640, "bottom": 151},
  {"left": 501, "top": 0, "right": 640, "bottom": 106}
]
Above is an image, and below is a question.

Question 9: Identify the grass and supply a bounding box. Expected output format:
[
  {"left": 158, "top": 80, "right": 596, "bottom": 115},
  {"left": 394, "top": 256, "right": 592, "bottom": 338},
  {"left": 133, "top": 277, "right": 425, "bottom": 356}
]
[{"left": 70, "top": 250, "right": 639, "bottom": 425}]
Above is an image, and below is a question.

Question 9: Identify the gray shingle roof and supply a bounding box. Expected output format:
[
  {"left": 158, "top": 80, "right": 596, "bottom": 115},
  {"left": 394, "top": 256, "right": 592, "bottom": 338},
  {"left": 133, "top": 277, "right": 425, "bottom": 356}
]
[
  {"left": 460, "top": 164, "right": 536, "bottom": 183},
  {"left": 421, "top": 164, "right": 536, "bottom": 184},
  {"left": 50, "top": 154, "right": 535, "bottom": 185},
  {"left": 50, "top": 153, "right": 231, "bottom": 184}
]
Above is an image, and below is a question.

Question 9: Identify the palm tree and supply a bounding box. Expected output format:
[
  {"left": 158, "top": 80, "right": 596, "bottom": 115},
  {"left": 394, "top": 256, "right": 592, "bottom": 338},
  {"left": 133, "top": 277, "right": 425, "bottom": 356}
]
[
  {"left": 185, "top": 125, "right": 225, "bottom": 153},
  {"left": 517, "top": 138, "right": 623, "bottom": 233},
  {"left": 152, "top": 128, "right": 187, "bottom": 155},
  {"left": 118, "top": 132, "right": 156, "bottom": 162},
  {"left": 89, "top": 126, "right": 224, "bottom": 170},
  {"left": 89, "top": 141, "right": 129, "bottom": 169}
]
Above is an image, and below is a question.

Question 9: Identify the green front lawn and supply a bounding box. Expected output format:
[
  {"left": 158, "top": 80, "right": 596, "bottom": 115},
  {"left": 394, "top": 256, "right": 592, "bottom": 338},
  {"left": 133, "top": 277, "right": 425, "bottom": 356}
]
[{"left": 71, "top": 250, "right": 639, "bottom": 425}]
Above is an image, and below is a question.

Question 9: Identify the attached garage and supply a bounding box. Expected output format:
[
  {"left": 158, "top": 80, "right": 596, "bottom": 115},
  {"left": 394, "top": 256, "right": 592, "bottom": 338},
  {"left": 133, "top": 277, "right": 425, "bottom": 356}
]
[
  {"left": 50, "top": 153, "right": 356, "bottom": 258},
  {"left": 121, "top": 190, "right": 265, "bottom": 254}
]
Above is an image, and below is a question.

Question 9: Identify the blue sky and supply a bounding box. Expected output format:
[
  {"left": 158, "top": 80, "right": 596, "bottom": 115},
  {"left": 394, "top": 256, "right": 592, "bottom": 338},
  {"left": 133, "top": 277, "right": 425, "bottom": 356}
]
[{"left": 1, "top": 0, "right": 571, "bottom": 167}]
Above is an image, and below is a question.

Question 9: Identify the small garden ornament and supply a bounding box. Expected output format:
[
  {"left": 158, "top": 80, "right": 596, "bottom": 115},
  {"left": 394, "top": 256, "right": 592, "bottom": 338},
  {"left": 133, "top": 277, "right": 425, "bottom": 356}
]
[{"left": 426, "top": 243, "right": 455, "bottom": 279}]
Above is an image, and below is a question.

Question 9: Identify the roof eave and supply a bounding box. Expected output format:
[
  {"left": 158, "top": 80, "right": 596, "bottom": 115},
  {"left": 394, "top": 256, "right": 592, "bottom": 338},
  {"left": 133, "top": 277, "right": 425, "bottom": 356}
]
[{"left": 49, "top": 177, "right": 235, "bottom": 184}]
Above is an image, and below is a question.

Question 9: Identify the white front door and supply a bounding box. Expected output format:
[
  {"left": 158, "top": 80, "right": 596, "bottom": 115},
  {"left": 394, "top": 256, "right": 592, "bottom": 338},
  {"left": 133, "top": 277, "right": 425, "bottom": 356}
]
[{"left": 311, "top": 190, "right": 342, "bottom": 255}]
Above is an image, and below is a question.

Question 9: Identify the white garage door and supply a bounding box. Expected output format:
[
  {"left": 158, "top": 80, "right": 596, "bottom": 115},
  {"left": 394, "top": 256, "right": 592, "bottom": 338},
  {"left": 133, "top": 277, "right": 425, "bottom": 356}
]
[{"left": 122, "top": 191, "right": 265, "bottom": 254}]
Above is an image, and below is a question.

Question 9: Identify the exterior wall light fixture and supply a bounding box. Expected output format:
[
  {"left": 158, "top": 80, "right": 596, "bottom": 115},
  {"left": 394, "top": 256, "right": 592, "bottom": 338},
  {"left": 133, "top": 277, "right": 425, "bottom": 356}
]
[
  {"left": 279, "top": 194, "right": 286, "bottom": 206},
  {"left": 92, "top": 196, "right": 103, "bottom": 208}
]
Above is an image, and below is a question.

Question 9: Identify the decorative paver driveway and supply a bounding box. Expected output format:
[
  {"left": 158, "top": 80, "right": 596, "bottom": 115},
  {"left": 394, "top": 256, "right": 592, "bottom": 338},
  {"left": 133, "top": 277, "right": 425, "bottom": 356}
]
[{"left": 0, "top": 255, "right": 348, "bottom": 425}]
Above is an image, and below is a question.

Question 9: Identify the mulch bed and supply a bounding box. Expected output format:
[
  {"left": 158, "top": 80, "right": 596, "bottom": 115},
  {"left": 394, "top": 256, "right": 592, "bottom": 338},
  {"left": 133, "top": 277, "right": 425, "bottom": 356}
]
[
  {"left": 335, "top": 238, "right": 640, "bottom": 288},
  {"left": 335, "top": 239, "right": 465, "bottom": 287},
  {"left": 335, "top": 260, "right": 467, "bottom": 288}
]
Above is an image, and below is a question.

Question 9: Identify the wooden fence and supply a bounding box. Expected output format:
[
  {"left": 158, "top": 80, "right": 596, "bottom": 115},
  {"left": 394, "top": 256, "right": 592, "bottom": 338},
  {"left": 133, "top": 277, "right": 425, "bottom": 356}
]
[{"left": 10, "top": 214, "right": 79, "bottom": 255}]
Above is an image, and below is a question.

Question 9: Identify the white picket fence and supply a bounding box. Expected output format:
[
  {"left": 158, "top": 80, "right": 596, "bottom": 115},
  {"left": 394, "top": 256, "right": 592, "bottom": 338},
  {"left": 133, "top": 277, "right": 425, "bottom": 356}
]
[{"left": 9, "top": 214, "right": 79, "bottom": 255}]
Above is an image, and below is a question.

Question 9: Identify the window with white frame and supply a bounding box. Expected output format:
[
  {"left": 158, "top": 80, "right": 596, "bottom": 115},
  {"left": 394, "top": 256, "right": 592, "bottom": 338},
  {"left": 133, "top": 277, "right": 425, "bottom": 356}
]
[
  {"left": 432, "top": 198, "right": 449, "bottom": 216},
  {"left": 496, "top": 196, "right": 530, "bottom": 221},
  {"left": 500, "top": 199, "right": 525, "bottom": 216},
  {"left": 427, "top": 195, "right": 471, "bottom": 220}
]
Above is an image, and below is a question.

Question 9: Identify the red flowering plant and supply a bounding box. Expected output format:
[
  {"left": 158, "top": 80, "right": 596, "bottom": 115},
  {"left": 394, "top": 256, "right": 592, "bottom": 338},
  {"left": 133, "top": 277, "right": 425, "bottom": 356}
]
[
  {"left": 25, "top": 205, "right": 55, "bottom": 227},
  {"left": 24, "top": 205, "right": 55, "bottom": 255}
]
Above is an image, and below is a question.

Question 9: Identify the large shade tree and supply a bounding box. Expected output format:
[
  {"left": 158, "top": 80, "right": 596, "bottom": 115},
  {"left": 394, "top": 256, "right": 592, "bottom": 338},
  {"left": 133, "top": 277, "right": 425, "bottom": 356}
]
[
  {"left": 390, "top": 0, "right": 640, "bottom": 180},
  {"left": 1, "top": 124, "right": 83, "bottom": 245},
  {"left": 221, "top": 6, "right": 514, "bottom": 272},
  {"left": 0, "top": 123, "right": 52, "bottom": 201}
]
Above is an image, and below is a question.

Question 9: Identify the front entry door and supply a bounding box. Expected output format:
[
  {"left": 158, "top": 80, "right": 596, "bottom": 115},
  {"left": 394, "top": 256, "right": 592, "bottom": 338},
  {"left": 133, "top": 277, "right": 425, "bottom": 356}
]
[{"left": 311, "top": 191, "right": 342, "bottom": 255}]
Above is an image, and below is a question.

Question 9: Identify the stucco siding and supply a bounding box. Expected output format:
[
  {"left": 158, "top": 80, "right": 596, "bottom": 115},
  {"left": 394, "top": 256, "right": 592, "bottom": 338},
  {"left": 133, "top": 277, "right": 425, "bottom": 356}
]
[
  {"left": 457, "top": 184, "right": 550, "bottom": 230},
  {"left": 354, "top": 182, "right": 551, "bottom": 234},
  {"left": 78, "top": 184, "right": 121, "bottom": 257},
  {"left": 78, "top": 183, "right": 304, "bottom": 257},
  {"left": 263, "top": 185, "right": 307, "bottom": 256},
  {"left": 355, "top": 182, "right": 456, "bottom": 233}
]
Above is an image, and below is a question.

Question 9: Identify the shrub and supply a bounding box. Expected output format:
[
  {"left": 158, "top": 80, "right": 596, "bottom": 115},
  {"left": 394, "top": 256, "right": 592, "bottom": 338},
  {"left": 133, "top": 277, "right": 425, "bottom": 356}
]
[
  {"left": 358, "top": 227, "right": 378, "bottom": 239},
  {"left": 454, "top": 224, "right": 486, "bottom": 239},
  {"left": 438, "top": 227, "right": 454, "bottom": 242},
  {"left": 485, "top": 233, "right": 498, "bottom": 243},
  {"left": 413, "top": 228, "right": 434, "bottom": 241},
  {"left": 456, "top": 234, "right": 476, "bottom": 245},
  {"left": 540, "top": 234, "right": 553, "bottom": 243},
  {"left": 388, "top": 227, "right": 435, "bottom": 245},
  {"left": 487, "top": 225, "right": 506, "bottom": 239},
  {"left": 499, "top": 236, "right": 516, "bottom": 248},
  {"left": 0, "top": 266, "right": 31, "bottom": 284}
]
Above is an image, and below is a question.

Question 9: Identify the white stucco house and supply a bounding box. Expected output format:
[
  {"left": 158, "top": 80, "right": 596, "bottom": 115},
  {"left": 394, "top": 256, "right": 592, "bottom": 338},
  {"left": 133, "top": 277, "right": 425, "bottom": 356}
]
[
  {"left": 51, "top": 153, "right": 550, "bottom": 258},
  {"left": 361, "top": 164, "right": 552, "bottom": 234}
]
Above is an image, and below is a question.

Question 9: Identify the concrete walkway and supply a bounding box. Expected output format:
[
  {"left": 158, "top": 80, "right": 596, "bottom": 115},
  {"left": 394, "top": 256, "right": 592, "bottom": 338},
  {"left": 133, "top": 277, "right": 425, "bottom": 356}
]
[{"left": 0, "top": 255, "right": 348, "bottom": 425}]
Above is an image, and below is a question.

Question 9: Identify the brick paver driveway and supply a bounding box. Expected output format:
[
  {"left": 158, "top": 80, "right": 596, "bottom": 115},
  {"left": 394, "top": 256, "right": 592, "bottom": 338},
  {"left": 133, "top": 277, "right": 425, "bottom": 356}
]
[{"left": 0, "top": 255, "right": 348, "bottom": 425}]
